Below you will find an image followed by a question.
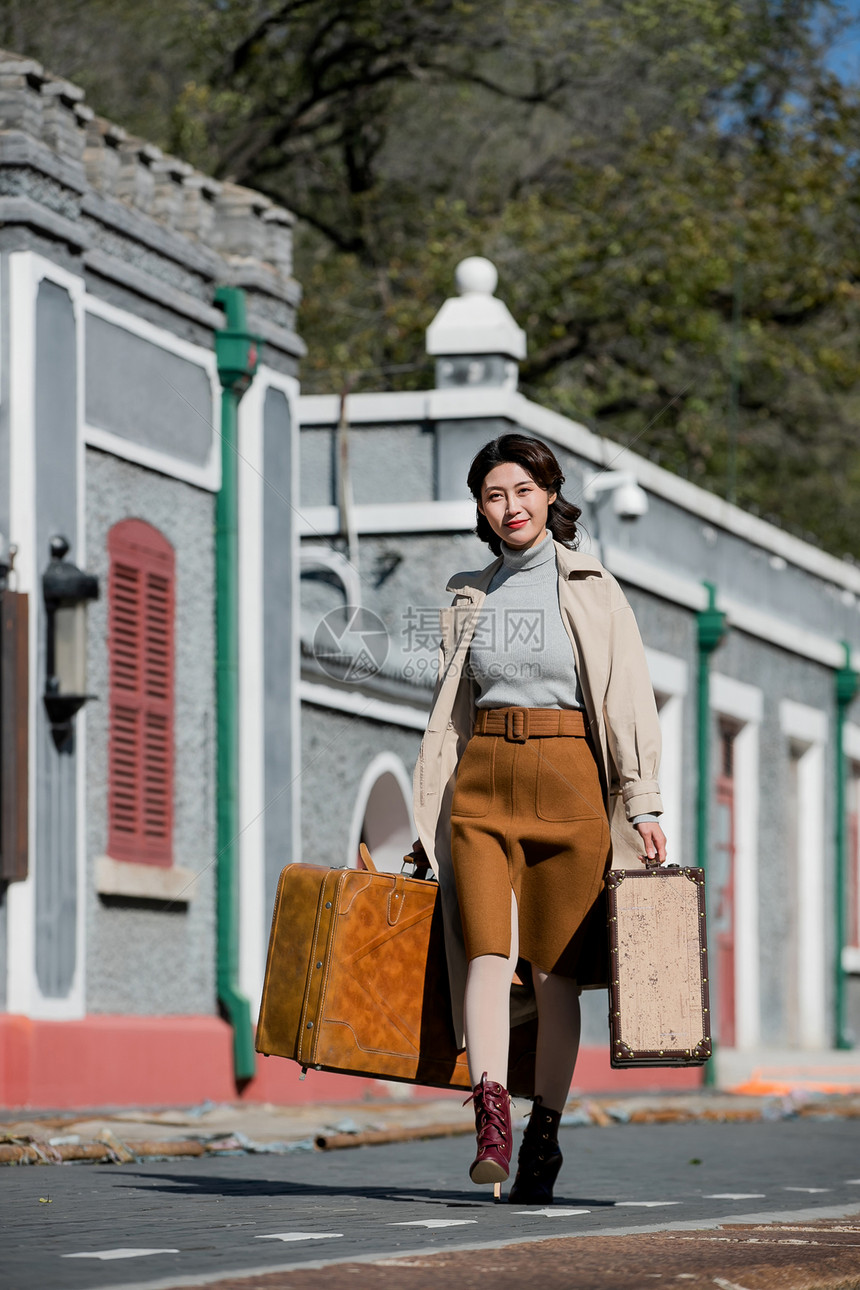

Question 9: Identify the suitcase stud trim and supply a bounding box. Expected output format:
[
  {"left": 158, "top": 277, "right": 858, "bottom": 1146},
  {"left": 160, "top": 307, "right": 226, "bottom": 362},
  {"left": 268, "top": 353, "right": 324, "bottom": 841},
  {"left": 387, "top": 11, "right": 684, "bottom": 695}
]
[{"left": 298, "top": 871, "right": 342, "bottom": 1065}]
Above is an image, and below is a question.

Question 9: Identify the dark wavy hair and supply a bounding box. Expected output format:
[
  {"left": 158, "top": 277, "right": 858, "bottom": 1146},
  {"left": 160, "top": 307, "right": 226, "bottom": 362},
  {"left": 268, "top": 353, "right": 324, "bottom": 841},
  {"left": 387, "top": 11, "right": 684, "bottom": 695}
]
[{"left": 466, "top": 434, "right": 581, "bottom": 555}]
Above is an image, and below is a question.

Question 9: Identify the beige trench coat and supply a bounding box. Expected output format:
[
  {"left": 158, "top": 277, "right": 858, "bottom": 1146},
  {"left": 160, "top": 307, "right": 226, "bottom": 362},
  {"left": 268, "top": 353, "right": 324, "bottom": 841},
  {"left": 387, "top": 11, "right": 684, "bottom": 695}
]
[{"left": 412, "top": 539, "right": 664, "bottom": 1045}]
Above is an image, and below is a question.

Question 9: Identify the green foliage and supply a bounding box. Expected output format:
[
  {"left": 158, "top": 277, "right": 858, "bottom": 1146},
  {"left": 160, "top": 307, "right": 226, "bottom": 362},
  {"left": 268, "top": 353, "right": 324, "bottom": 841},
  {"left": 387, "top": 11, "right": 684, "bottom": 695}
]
[{"left": 5, "top": 0, "right": 860, "bottom": 554}]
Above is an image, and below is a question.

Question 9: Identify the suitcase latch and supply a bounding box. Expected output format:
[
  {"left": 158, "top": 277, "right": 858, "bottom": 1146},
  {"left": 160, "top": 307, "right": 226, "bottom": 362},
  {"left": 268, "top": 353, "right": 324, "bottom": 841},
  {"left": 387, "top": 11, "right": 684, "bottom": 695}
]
[{"left": 388, "top": 875, "right": 407, "bottom": 926}]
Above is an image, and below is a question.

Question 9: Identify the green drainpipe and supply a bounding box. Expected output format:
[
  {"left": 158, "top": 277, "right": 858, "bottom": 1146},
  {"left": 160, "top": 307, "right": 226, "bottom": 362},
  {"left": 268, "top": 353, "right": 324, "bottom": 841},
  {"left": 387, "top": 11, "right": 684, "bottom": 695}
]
[
  {"left": 214, "top": 286, "right": 263, "bottom": 1084},
  {"left": 696, "top": 582, "right": 727, "bottom": 1084},
  {"left": 835, "top": 641, "right": 858, "bottom": 1051},
  {"left": 696, "top": 583, "right": 728, "bottom": 872}
]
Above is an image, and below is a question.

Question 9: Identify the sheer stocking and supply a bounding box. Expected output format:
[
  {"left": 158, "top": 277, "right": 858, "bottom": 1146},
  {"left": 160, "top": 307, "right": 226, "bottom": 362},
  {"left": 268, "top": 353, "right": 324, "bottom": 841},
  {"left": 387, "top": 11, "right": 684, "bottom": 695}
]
[
  {"left": 533, "top": 969, "right": 581, "bottom": 1112},
  {"left": 463, "top": 889, "right": 582, "bottom": 1109},
  {"left": 464, "top": 890, "right": 519, "bottom": 1086}
]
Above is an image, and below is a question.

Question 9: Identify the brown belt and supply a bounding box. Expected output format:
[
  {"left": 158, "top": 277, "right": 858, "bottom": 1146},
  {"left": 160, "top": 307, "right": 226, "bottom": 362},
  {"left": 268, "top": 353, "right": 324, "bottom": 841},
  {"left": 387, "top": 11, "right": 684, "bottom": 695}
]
[{"left": 473, "top": 707, "right": 589, "bottom": 742}]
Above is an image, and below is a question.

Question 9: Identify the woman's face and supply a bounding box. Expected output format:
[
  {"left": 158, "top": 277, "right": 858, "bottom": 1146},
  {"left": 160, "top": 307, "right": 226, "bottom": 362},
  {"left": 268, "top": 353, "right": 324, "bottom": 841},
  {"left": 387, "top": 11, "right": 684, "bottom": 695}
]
[{"left": 477, "top": 461, "right": 557, "bottom": 551}]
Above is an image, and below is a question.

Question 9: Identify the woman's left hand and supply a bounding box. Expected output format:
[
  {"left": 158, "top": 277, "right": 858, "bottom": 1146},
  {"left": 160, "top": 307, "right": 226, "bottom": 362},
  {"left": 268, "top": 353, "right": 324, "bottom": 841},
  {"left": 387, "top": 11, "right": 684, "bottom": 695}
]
[{"left": 634, "top": 820, "right": 667, "bottom": 865}]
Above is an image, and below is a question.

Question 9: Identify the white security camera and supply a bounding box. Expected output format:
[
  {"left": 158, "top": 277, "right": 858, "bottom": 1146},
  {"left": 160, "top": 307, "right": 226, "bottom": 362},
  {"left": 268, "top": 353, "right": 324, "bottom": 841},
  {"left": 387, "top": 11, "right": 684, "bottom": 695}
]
[
  {"left": 583, "top": 471, "right": 649, "bottom": 521},
  {"left": 612, "top": 481, "right": 649, "bottom": 520}
]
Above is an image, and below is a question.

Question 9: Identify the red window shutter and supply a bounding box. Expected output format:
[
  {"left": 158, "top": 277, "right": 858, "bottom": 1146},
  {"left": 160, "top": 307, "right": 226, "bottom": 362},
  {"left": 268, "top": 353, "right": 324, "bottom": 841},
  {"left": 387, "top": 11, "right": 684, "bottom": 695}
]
[{"left": 107, "top": 520, "right": 175, "bottom": 867}]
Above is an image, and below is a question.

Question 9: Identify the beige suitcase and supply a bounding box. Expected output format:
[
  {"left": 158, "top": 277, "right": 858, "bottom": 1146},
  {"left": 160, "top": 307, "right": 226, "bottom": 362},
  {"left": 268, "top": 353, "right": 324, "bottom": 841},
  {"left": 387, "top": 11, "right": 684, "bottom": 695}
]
[{"left": 605, "top": 863, "right": 712, "bottom": 1068}]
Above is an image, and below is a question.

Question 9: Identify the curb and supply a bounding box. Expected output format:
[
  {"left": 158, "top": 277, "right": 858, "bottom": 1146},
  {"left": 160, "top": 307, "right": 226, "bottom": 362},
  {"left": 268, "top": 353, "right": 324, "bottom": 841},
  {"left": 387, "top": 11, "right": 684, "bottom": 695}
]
[{"left": 4, "top": 1092, "right": 860, "bottom": 1166}]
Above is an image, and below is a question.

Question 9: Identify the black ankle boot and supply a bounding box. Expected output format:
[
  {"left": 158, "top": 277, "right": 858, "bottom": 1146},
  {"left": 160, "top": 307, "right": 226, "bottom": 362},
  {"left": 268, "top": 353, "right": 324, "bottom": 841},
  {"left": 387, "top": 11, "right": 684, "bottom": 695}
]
[{"left": 507, "top": 1097, "right": 563, "bottom": 1204}]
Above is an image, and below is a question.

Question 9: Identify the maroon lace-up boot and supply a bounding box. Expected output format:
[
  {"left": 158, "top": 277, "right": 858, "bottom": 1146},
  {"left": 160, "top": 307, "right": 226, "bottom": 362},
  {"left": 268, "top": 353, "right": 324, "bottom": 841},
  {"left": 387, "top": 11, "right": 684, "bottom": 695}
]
[{"left": 464, "top": 1072, "right": 512, "bottom": 1185}]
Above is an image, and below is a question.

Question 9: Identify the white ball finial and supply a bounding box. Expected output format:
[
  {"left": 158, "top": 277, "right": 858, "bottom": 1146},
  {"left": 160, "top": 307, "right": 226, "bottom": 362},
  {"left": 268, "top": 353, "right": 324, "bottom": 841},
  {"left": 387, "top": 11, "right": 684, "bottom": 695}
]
[
  {"left": 426, "top": 254, "right": 526, "bottom": 364},
  {"left": 455, "top": 256, "right": 498, "bottom": 296}
]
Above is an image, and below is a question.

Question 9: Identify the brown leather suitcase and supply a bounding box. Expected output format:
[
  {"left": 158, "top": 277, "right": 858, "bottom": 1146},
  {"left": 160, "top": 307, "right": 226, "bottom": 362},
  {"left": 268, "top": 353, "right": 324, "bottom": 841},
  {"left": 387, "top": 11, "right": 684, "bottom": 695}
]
[
  {"left": 256, "top": 854, "right": 537, "bottom": 1095},
  {"left": 605, "top": 863, "right": 712, "bottom": 1068}
]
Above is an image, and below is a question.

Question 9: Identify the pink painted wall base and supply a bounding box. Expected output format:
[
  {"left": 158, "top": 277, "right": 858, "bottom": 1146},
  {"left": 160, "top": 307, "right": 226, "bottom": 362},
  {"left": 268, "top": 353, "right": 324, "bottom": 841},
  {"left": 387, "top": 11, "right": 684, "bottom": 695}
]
[{"left": 0, "top": 1014, "right": 702, "bottom": 1110}]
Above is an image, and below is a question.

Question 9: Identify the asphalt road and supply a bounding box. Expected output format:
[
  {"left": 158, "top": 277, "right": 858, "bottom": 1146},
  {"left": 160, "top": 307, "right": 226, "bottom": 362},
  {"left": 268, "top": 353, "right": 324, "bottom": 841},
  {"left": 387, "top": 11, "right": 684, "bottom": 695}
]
[{"left": 3, "top": 1119, "right": 860, "bottom": 1290}]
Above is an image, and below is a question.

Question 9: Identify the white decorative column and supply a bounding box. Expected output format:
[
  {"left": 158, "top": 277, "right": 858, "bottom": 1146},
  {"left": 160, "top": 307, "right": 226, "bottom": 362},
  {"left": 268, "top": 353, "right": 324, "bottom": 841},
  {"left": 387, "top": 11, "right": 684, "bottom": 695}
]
[{"left": 425, "top": 257, "right": 527, "bottom": 502}]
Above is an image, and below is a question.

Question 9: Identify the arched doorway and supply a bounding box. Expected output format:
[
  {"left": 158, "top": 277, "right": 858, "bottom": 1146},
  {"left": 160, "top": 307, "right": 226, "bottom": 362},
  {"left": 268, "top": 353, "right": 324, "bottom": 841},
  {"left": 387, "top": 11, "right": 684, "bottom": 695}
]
[{"left": 348, "top": 753, "right": 414, "bottom": 874}]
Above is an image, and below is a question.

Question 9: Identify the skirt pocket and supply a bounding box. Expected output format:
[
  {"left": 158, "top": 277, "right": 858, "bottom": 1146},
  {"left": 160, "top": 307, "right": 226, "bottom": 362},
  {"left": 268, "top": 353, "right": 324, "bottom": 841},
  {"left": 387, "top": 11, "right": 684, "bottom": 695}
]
[{"left": 535, "top": 738, "right": 604, "bottom": 822}]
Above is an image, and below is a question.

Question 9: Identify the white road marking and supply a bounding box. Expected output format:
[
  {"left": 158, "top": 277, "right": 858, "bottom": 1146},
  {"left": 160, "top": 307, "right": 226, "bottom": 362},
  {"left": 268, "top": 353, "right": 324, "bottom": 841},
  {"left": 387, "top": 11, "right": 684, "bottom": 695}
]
[
  {"left": 847, "top": 1179, "right": 860, "bottom": 1185},
  {"left": 390, "top": 1219, "right": 478, "bottom": 1229},
  {"left": 705, "top": 1194, "right": 766, "bottom": 1201},
  {"left": 511, "top": 1207, "right": 590, "bottom": 1217},
  {"left": 256, "top": 1233, "right": 343, "bottom": 1243},
  {"left": 783, "top": 1187, "right": 830, "bottom": 1193},
  {"left": 615, "top": 1201, "right": 682, "bottom": 1208},
  {"left": 374, "top": 1260, "right": 438, "bottom": 1267},
  {"left": 510, "top": 1202, "right": 593, "bottom": 1212},
  {"left": 713, "top": 1279, "right": 754, "bottom": 1290},
  {"left": 63, "top": 1250, "right": 179, "bottom": 1261}
]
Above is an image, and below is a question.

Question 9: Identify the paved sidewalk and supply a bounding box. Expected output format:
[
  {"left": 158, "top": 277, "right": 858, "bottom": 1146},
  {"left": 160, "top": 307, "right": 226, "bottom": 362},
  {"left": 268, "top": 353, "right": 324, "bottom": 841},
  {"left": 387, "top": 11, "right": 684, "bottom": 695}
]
[
  {"left": 3, "top": 1089, "right": 860, "bottom": 1166},
  {"left": 170, "top": 1214, "right": 860, "bottom": 1290},
  {"left": 4, "top": 1116, "right": 859, "bottom": 1289}
]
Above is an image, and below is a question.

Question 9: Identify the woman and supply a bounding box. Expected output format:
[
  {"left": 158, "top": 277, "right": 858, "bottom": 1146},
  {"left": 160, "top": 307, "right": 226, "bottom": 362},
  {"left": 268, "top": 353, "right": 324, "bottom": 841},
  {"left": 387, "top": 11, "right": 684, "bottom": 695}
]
[{"left": 411, "top": 433, "right": 666, "bottom": 1204}]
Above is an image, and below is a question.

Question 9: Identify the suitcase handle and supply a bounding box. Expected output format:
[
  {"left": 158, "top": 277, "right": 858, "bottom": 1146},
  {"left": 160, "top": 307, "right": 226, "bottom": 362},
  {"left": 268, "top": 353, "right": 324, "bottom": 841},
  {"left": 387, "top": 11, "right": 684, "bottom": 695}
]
[
  {"left": 402, "top": 852, "right": 433, "bottom": 880},
  {"left": 360, "top": 840, "right": 435, "bottom": 882},
  {"left": 402, "top": 838, "right": 433, "bottom": 880},
  {"left": 358, "top": 842, "right": 379, "bottom": 875}
]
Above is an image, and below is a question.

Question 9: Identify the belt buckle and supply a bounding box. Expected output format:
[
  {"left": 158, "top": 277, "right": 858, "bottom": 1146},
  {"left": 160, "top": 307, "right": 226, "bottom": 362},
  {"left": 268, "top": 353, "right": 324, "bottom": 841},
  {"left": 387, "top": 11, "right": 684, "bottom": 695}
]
[{"left": 505, "top": 708, "right": 529, "bottom": 742}]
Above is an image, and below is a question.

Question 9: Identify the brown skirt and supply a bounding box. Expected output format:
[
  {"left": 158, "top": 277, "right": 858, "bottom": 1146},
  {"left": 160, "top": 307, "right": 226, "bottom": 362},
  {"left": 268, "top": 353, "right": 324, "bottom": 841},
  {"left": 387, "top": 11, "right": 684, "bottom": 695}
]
[{"left": 450, "top": 711, "right": 610, "bottom": 978}]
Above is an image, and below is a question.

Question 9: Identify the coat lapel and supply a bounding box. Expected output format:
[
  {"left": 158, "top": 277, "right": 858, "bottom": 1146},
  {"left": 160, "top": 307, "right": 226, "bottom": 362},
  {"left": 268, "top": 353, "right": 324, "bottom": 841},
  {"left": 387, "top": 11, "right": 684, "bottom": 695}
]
[{"left": 426, "top": 561, "right": 498, "bottom": 734}]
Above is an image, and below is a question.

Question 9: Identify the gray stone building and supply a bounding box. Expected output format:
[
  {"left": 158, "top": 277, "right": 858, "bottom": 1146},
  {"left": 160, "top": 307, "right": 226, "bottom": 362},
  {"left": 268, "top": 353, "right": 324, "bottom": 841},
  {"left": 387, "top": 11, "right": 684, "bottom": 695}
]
[{"left": 0, "top": 50, "right": 302, "bottom": 1107}]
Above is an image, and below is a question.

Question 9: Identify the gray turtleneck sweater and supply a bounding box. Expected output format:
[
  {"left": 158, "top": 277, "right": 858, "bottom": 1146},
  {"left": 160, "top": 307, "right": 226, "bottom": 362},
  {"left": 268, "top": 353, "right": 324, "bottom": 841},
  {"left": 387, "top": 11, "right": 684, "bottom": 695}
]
[
  {"left": 471, "top": 530, "right": 584, "bottom": 711},
  {"left": 469, "top": 531, "right": 658, "bottom": 826}
]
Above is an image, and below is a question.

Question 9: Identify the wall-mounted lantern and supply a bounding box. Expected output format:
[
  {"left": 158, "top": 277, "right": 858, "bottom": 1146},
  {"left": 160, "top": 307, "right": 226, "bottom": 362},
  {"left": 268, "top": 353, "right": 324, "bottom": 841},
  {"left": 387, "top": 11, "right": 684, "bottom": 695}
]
[{"left": 42, "top": 536, "right": 99, "bottom": 751}]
